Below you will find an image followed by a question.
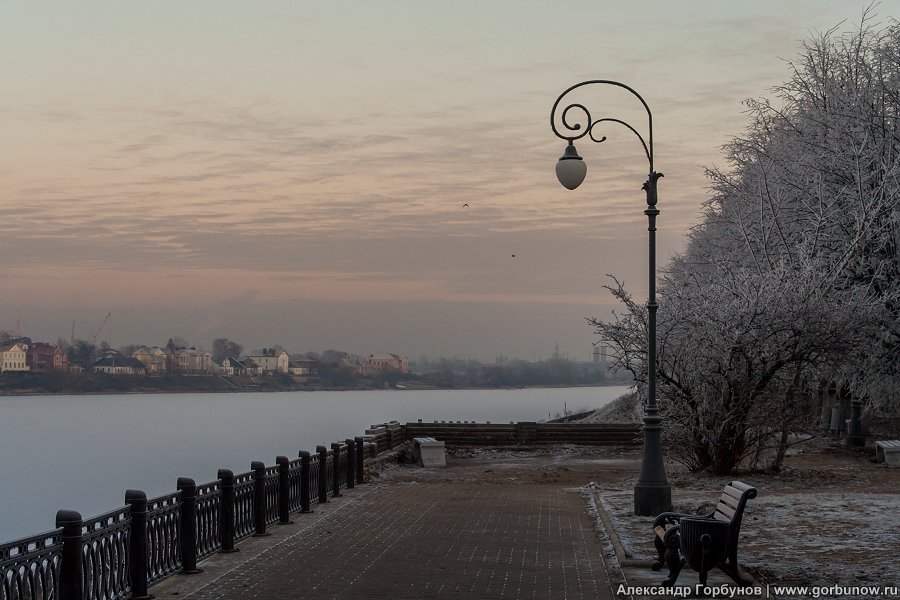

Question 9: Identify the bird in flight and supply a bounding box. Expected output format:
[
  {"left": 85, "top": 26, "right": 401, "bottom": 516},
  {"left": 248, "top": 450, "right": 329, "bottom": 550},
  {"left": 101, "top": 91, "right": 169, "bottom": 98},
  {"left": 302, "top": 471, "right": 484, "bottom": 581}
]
[
  {"left": 462, "top": 203, "right": 469, "bottom": 207},
  {"left": 511, "top": 254, "right": 517, "bottom": 258}
]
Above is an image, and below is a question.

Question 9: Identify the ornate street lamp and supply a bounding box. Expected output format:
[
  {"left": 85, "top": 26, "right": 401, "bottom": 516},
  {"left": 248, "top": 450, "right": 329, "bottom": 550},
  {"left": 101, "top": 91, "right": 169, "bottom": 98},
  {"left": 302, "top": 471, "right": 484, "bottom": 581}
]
[{"left": 550, "top": 80, "right": 672, "bottom": 516}]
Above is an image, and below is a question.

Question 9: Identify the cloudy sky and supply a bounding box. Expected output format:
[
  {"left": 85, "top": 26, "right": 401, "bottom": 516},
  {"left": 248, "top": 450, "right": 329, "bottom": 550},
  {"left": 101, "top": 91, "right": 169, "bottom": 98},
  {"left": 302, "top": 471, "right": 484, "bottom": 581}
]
[{"left": 0, "top": 1, "right": 884, "bottom": 361}]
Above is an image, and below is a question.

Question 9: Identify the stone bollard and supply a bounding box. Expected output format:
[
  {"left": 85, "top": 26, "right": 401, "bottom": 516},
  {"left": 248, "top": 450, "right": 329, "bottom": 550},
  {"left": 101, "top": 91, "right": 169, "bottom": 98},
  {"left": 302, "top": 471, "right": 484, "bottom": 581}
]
[
  {"left": 331, "top": 443, "right": 343, "bottom": 497},
  {"left": 251, "top": 461, "right": 269, "bottom": 536},
  {"left": 354, "top": 436, "right": 366, "bottom": 483},
  {"left": 276, "top": 456, "right": 291, "bottom": 524},
  {"left": 316, "top": 445, "right": 329, "bottom": 503},
  {"left": 177, "top": 477, "right": 202, "bottom": 573},
  {"left": 125, "top": 490, "right": 151, "bottom": 599},
  {"left": 217, "top": 469, "right": 238, "bottom": 553},
  {"left": 345, "top": 439, "right": 356, "bottom": 489},
  {"left": 299, "top": 451, "right": 314, "bottom": 513},
  {"left": 56, "top": 509, "right": 83, "bottom": 600}
]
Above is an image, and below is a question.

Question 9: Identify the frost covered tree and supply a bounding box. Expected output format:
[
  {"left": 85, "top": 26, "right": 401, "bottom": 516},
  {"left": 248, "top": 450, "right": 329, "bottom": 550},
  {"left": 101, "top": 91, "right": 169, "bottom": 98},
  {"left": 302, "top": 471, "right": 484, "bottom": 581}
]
[{"left": 593, "top": 15, "right": 899, "bottom": 474}]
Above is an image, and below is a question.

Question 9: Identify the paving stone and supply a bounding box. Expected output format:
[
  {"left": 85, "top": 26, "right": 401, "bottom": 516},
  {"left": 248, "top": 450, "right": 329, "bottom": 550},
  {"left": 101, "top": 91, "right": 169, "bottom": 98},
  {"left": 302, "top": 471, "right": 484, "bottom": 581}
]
[{"left": 154, "top": 466, "right": 614, "bottom": 600}]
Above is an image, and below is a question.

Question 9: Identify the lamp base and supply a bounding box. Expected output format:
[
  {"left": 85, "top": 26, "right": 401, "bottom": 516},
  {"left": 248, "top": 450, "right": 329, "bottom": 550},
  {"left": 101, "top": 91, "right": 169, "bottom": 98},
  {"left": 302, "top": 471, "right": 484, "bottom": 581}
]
[
  {"left": 634, "top": 413, "right": 672, "bottom": 516},
  {"left": 634, "top": 481, "right": 672, "bottom": 517}
]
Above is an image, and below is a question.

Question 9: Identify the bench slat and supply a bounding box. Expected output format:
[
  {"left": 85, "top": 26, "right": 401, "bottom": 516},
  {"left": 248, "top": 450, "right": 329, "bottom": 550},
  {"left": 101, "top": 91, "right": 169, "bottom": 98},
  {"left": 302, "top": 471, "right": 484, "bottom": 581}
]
[
  {"left": 719, "top": 492, "right": 740, "bottom": 509},
  {"left": 715, "top": 502, "right": 737, "bottom": 520},
  {"left": 729, "top": 480, "right": 755, "bottom": 493},
  {"left": 722, "top": 485, "right": 745, "bottom": 503},
  {"left": 713, "top": 511, "right": 731, "bottom": 523}
]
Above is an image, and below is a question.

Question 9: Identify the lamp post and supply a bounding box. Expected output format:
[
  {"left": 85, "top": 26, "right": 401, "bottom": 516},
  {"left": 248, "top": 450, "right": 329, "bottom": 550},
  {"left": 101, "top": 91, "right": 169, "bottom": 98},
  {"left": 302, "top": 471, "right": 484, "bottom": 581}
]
[{"left": 550, "top": 80, "right": 671, "bottom": 516}]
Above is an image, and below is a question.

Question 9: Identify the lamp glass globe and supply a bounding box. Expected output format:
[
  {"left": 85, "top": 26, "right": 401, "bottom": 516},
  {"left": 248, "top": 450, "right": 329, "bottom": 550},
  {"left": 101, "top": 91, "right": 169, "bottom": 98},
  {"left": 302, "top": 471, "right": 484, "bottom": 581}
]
[{"left": 556, "top": 158, "right": 587, "bottom": 190}]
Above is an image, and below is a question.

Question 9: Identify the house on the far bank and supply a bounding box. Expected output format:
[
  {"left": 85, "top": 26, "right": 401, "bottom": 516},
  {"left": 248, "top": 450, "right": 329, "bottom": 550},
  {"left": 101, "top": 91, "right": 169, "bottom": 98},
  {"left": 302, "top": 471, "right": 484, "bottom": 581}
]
[
  {"left": 27, "top": 342, "right": 68, "bottom": 372},
  {"left": 241, "top": 350, "right": 289, "bottom": 374},
  {"left": 220, "top": 356, "right": 249, "bottom": 376},
  {"left": 0, "top": 343, "right": 30, "bottom": 372},
  {"left": 289, "top": 359, "right": 319, "bottom": 376},
  {"left": 132, "top": 346, "right": 168, "bottom": 375},
  {"left": 356, "top": 353, "right": 409, "bottom": 376},
  {"left": 93, "top": 352, "right": 147, "bottom": 375},
  {"left": 173, "top": 348, "right": 213, "bottom": 375}
]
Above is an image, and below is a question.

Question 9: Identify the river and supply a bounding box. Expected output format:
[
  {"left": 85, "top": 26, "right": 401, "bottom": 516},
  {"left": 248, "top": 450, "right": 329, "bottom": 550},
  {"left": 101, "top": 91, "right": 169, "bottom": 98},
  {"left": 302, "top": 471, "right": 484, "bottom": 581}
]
[{"left": 0, "top": 385, "right": 628, "bottom": 542}]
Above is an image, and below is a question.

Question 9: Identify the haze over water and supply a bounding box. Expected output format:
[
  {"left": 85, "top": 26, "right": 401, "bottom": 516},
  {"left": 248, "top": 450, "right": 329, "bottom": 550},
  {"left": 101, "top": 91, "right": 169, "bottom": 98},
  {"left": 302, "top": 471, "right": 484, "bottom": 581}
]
[{"left": 0, "top": 386, "right": 628, "bottom": 541}]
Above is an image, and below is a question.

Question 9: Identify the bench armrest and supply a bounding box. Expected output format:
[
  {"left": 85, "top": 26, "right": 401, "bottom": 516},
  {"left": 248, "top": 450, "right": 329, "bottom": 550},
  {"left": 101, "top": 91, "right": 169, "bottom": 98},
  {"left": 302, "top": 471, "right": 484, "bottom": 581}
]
[{"left": 653, "top": 511, "right": 695, "bottom": 528}]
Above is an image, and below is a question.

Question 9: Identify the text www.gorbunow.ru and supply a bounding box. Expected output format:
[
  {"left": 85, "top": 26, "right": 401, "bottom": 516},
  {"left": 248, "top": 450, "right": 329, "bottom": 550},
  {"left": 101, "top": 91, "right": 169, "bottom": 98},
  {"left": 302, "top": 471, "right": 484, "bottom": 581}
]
[{"left": 616, "top": 583, "right": 900, "bottom": 598}]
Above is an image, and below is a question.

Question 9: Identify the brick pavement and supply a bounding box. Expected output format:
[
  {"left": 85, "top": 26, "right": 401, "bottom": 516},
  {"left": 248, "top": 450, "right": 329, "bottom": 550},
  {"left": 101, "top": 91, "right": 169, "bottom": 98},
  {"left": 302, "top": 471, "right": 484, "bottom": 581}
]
[{"left": 153, "top": 454, "right": 616, "bottom": 600}]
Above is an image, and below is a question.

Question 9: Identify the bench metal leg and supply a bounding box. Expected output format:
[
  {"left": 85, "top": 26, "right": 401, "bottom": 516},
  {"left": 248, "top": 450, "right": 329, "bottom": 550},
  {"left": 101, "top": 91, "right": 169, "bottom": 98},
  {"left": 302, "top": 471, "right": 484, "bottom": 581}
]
[
  {"left": 652, "top": 534, "right": 666, "bottom": 570},
  {"left": 657, "top": 526, "right": 684, "bottom": 587},
  {"left": 719, "top": 554, "right": 753, "bottom": 586}
]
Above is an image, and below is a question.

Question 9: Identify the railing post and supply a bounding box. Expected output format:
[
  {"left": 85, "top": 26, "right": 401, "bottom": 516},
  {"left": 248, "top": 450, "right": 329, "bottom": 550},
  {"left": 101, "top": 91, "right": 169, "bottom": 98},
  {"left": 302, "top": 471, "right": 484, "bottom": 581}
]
[
  {"left": 345, "top": 438, "right": 356, "bottom": 489},
  {"left": 217, "top": 469, "right": 238, "bottom": 553},
  {"left": 251, "top": 461, "right": 269, "bottom": 536},
  {"left": 316, "top": 445, "right": 329, "bottom": 503},
  {"left": 299, "top": 450, "right": 314, "bottom": 513},
  {"left": 276, "top": 455, "right": 291, "bottom": 524},
  {"left": 56, "top": 509, "right": 83, "bottom": 600},
  {"left": 354, "top": 436, "right": 366, "bottom": 483},
  {"left": 125, "top": 490, "right": 150, "bottom": 599},
  {"left": 177, "top": 477, "right": 202, "bottom": 574},
  {"left": 330, "top": 443, "right": 343, "bottom": 497}
]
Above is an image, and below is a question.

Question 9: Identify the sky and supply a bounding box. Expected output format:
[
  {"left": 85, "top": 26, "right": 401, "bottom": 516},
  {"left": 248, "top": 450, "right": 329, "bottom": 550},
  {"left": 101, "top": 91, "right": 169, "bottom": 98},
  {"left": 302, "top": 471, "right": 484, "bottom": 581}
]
[{"left": 0, "top": 0, "right": 892, "bottom": 361}]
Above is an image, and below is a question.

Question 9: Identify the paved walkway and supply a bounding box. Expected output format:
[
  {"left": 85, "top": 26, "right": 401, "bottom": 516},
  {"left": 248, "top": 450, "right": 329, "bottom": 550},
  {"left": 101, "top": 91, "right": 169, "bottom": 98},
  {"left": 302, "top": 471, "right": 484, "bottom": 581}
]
[{"left": 152, "top": 450, "right": 617, "bottom": 600}]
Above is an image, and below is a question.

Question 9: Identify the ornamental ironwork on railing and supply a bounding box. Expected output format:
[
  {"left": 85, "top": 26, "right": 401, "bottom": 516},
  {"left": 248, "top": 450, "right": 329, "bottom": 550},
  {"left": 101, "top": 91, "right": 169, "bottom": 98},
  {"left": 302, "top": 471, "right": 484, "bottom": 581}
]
[
  {"left": 145, "top": 492, "right": 182, "bottom": 585},
  {"left": 81, "top": 507, "right": 131, "bottom": 600},
  {"left": 232, "top": 471, "right": 255, "bottom": 543},
  {"left": 308, "top": 454, "right": 321, "bottom": 503},
  {"left": 287, "top": 458, "right": 303, "bottom": 514},
  {"left": 324, "top": 451, "right": 335, "bottom": 494},
  {"left": 194, "top": 482, "right": 221, "bottom": 561},
  {"left": 0, "top": 529, "right": 62, "bottom": 600},
  {"left": 263, "top": 465, "right": 280, "bottom": 527},
  {"left": 338, "top": 446, "right": 349, "bottom": 490},
  {"left": 4, "top": 421, "right": 401, "bottom": 600}
]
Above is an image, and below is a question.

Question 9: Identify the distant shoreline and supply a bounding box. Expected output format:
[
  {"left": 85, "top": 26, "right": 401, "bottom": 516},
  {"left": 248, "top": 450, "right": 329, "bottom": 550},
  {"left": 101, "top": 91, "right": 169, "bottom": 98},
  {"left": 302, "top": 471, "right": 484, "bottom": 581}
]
[{"left": 0, "top": 373, "right": 630, "bottom": 397}]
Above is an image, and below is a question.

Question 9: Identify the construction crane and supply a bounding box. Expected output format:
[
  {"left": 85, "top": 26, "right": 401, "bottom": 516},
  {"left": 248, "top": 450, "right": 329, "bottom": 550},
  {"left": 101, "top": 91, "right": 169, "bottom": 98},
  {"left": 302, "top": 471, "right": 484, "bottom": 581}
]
[{"left": 89, "top": 312, "right": 112, "bottom": 346}]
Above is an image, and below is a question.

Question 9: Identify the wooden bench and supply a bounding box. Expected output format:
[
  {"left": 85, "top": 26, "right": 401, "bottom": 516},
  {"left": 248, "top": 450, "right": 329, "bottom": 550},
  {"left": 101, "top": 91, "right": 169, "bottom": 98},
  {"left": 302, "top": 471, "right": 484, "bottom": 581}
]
[
  {"left": 412, "top": 437, "right": 446, "bottom": 467},
  {"left": 652, "top": 480, "right": 757, "bottom": 587},
  {"left": 875, "top": 440, "right": 900, "bottom": 466}
]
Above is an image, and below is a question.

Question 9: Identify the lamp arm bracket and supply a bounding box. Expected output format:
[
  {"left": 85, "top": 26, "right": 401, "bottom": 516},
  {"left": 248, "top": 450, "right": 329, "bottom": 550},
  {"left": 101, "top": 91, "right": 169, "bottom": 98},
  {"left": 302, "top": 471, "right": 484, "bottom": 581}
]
[{"left": 550, "top": 79, "right": 655, "bottom": 172}]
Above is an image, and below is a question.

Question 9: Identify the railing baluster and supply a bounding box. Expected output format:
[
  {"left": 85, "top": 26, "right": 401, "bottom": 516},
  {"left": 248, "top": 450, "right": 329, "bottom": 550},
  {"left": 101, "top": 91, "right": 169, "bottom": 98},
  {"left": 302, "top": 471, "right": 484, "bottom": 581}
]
[
  {"left": 177, "top": 477, "right": 202, "bottom": 574},
  {"left": 125, "top": 490, "right": 151, "bottom": 599},
  {"left": 316, "top": 445, "right": 329, "bottom": 503},
  {"left": 56, "top": 510, "right": 83, "bottom": 600}
]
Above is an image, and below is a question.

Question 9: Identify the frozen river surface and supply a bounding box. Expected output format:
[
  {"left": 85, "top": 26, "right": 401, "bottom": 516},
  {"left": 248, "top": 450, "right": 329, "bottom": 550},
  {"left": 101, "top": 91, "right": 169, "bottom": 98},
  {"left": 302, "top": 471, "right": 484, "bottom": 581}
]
[{"left": 0, "top": 385, "right": 627, "bottom": 541}]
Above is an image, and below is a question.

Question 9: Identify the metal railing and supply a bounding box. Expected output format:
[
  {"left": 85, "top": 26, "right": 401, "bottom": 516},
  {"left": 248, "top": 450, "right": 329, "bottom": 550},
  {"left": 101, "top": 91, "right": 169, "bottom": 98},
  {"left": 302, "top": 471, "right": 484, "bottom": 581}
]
[
  {"left": 232, "top": 471, "right": 255, "bottom": 543},
  {"left": 0, "top": 529, "right": 63, "bottom": 600},
  {"left": 3, "top": 423, "right": 404, "bottom": 600},
  {"left": 145, "top": 491, "right": 182, "bottom": 585}
]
